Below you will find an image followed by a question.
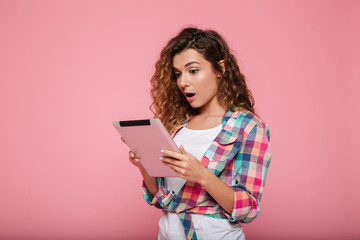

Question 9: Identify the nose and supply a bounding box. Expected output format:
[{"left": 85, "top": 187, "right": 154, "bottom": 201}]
[{"left": 177, "top": 73, "right": 190, "bottom": 88}]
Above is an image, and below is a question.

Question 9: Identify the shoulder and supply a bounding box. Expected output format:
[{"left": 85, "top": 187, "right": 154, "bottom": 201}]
[
  {"left": 224, "top": 109, "right": 267, "bottom": 128},
  {"left": 224, "top": 109, "right": 270, "bottom": 140}
]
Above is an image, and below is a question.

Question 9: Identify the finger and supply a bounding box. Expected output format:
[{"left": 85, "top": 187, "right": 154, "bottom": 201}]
[
  {"left": 130, "top": 158, "right": 140, "bottom": 166},
  {"left": 161, "top": 156, "right": 182, "bottom": 167},
  {"left": 161, "top": 149, "right": 187, "bottom": 161},
  {"left": 129, "top": 151, "right": 140, "bottom": 163},
  {"left": 163, "top": 161, "right": 184, "bottom": 177},
  {"left": 129, "top": 151, "right": 139, "bottom": 159}
]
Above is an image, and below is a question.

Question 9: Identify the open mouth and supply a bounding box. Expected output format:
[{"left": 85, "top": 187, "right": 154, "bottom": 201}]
[{"left": 185, "top": 93, "right": 195, "bottom": 102}]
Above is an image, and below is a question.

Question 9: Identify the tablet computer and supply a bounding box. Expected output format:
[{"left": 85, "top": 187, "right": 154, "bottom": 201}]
[{"left": 112, "top": 119, "right": 179, "bottom": 177}]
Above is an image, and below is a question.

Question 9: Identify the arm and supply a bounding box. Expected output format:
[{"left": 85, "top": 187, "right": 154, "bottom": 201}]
[
  {"left": 138, "top": 164, "right": 158, "bottom": 196},
  {"left": 229, "top": 122, "right": 271, "bottom": 222},
  {"left": 161, "top": 145, "right": 235, "bottom": 214},
  {"left": 129, "top": 151, "right": 176, "bottom": 209},
  {"left": 198, "top": 167, "right": 235, "bottom": 214},
  {"left": 124, "top": 138, "right": 174, "bottom": 208},
  {"left": 128, "top": 151, "right": 158, "bottom": 196}
]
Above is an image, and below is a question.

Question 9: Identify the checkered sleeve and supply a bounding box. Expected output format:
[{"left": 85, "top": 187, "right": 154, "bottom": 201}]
[
  {"left": 229, "top": 119, "right": 271, "bottom": 223},
  {"left": 142, "top": 177, "right": 176, "bottom": 209},
  {"left": 141, "top": 180, "right": 159, "bottom": 207}
]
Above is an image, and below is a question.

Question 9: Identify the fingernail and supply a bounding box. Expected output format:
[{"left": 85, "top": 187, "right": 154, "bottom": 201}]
[
  {"left": 160, "top": 149, "right": 164, "bottom": 153},
  {"left": 159, "top": 156, "right": 163, "bottom": 160}
]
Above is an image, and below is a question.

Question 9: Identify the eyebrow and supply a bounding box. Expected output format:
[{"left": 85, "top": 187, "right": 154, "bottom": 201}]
[
  {"left": 173, "top": 61, "right": 200, "bottom": 71},
  {"left": 184, "top": 61, "right": 200, "bottom": 67}
]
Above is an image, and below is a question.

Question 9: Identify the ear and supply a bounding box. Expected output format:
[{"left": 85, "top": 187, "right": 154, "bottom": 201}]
[{"left": 217, "top": 60, "right": 226, "bottom": 76}]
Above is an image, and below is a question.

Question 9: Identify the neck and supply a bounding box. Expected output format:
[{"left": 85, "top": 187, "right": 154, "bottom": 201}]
[{"left": 198, "top": 99, "right": 226, "bottom": 118}]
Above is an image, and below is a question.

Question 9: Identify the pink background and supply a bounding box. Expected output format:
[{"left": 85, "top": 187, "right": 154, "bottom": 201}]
[{"left": 0, "top": 0, "right": 359, "bottom": 239}]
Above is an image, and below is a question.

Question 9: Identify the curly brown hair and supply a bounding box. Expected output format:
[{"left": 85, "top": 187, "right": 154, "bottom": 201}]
[{"left": 150, "top": 27, "right": 256, "bottom": 133}]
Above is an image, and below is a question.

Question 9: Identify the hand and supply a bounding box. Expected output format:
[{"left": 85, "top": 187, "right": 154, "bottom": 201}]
[
  {"left": 161, "top": 145, "right": 209, "bottom": 184},
  {"left": 128, "top": 151, "right": 142, "bottom": 168},
  {"left": 125, "top": 144, "right": 157, "bottom": 196},
  {"left": 120, "top": 137, "right": 141, "bottom": 168}
]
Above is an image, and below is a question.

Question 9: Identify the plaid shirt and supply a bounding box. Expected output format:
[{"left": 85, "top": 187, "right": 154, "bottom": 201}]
[{"left": 142, "top": 109, "right": 271, "bottom": 240}]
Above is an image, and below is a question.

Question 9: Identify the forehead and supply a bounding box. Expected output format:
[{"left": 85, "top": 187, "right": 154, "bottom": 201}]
[{"left": 172, "top": 48, "right": 208, "bottom": 68}]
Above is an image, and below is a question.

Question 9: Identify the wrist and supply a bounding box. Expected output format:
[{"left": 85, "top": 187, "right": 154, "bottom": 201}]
[{"left": 198, "top": 168, "right": 214, "bottom": 187}]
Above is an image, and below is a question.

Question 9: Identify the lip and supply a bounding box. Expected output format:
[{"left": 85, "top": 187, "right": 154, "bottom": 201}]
[
  {"left": 186, "top": 95, "right": 195, "bottom": 102},
  {"left": 184, "top": 92, "right": 195, "bottom": 102}
]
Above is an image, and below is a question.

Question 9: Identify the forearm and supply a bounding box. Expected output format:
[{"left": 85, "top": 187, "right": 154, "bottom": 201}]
[
  {"left": 199, "top": 170, "right": 234, "bottom": 214},
  {"left": 139, "top": 165, "right": 158, "bottom": 196}
]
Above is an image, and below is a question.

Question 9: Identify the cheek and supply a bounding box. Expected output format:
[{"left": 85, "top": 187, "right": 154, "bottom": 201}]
[
  {"left": 198, "top": 73, "right": 218, "bottom": 91},
  {"left": 175, "top": 77, "right": 181, "bottom": 87}
]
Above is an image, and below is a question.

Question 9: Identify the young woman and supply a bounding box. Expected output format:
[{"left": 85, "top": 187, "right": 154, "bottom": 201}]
[{"left": 129, "top": 27, "right": 271, "bottom": 240}]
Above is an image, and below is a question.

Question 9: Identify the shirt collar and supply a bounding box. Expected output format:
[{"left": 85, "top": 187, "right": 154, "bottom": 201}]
[{"left": 223, "top": 108, "right": 244, "bottom": 119}]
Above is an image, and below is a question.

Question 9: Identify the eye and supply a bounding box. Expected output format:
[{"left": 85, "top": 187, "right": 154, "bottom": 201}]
[
  {"left": 189, "top": 69, "right": 199, "bottom": 75},
  {"left": 174, "top": 72, "right": 181, "bottom": 79}
]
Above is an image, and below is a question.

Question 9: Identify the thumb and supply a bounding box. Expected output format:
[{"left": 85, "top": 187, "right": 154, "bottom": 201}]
[{"left": 180, "top": 145, "right": 186, "bottom": 154}]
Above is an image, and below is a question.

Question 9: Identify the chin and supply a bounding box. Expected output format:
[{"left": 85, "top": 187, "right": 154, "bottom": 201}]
[{"left": 189, "top": 102, "right": 201, "bottom": 109}]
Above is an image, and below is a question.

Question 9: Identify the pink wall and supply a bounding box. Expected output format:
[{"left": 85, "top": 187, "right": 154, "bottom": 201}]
[{"left": 0, "top": 0, "right": 359, "bottom": 239}]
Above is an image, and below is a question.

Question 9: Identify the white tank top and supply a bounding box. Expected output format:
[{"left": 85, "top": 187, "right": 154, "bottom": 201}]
[{"left": 165, "top": 124, "right": 223, "bottom": 194}]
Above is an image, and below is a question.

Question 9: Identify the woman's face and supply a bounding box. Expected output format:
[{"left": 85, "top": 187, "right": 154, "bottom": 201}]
[{"left": 173, "top": 48, "right": 224, "bottom": 112}]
